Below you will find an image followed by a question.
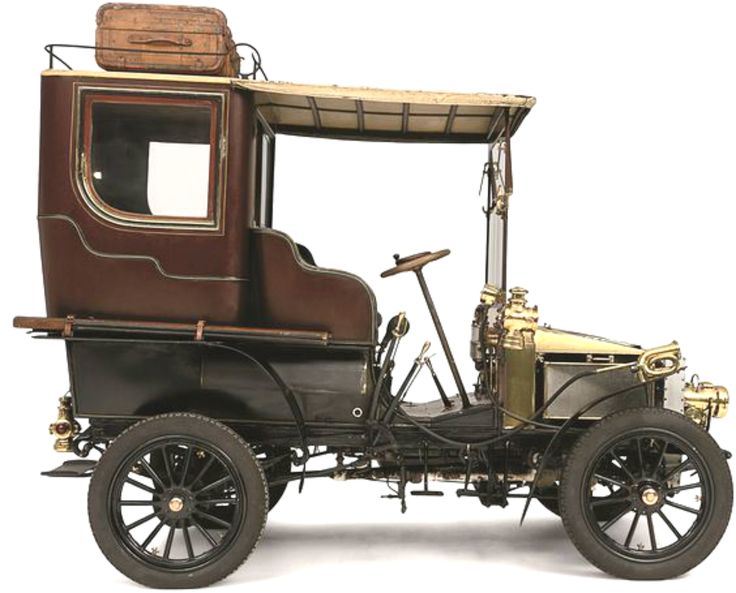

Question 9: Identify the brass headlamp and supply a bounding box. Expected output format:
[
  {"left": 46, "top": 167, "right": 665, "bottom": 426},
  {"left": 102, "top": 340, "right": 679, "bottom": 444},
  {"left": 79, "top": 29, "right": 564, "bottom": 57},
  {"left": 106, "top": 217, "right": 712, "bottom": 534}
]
[{"left": 683, "top": 376, "right": 729, "bottom": 424}]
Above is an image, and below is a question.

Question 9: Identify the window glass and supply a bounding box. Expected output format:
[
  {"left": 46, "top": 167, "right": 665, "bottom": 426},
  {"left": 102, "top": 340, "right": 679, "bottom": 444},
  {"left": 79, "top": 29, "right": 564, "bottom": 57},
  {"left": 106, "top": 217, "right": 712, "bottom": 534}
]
[
  {"left": 87, "top": 99, "right": 215, "bottom": 222},
  {"left": 255, "top": 124, "right": 274, "bottom": 227},
  {"left": 147, "top": 142, "right": 210, "bottom": 217}
]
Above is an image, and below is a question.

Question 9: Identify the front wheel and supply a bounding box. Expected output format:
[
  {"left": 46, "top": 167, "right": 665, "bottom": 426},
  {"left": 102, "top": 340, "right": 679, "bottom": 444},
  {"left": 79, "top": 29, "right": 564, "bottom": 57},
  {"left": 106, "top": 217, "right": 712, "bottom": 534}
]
[
  {"left": 88, "top": 413, "right": 268, "bottom": 588},
  {"left": 560, "top": 407, "right": 732, "bottom": 580}
]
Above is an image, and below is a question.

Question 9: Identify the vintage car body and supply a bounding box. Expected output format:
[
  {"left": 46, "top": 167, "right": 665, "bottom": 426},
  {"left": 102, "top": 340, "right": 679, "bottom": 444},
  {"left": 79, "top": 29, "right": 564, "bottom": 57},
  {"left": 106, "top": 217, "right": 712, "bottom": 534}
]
[{"left": 15, "top": 9, "right": 733, "bottom": 588}]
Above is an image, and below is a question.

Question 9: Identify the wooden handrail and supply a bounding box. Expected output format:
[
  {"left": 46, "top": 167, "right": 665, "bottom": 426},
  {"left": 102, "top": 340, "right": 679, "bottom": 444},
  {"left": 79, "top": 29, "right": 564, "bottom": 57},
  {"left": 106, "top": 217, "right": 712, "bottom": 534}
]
[{"left": 13, "top": 316, "right": 331, "bottom": 343}]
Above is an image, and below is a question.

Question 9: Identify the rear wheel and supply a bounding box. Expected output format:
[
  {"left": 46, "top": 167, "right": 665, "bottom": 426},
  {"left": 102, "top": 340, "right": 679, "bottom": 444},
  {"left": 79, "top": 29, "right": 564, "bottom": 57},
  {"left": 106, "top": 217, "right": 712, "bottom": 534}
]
[
  {"left": 88, "top": 413, "right": 268, "bottom": 588},
  {"left": 560, "top": 408, "right": 732, "bottom": 580}
]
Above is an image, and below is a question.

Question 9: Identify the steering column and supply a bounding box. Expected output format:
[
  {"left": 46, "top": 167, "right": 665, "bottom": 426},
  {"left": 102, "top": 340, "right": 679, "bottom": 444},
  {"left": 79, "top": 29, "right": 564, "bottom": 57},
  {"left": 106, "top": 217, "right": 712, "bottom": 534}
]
[{"left": 381, "top": 250, "right": 471, "bottom": 409}]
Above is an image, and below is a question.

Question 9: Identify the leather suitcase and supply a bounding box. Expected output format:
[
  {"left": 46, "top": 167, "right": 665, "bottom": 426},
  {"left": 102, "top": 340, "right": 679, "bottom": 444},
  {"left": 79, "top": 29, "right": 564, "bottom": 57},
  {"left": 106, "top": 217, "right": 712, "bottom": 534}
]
[{"left": 95, "top": 3, "right": 241, "bottom": 77}]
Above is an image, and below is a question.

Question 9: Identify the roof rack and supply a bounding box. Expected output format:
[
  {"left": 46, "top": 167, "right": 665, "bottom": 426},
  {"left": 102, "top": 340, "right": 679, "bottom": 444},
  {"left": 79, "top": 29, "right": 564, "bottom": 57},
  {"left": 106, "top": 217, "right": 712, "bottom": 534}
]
[{"left": 43, "top": 42, "right": 268, "bottom": 80}]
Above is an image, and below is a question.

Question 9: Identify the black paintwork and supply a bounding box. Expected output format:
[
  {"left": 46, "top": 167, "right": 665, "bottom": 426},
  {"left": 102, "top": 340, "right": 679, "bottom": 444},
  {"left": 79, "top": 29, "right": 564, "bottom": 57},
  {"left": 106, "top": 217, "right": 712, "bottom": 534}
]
[
  {"left": 68, "top": 338, "right": 372, "bottom": 425},
  {"left": 57, "top": 324, "right": 668, "bottom": 498}
]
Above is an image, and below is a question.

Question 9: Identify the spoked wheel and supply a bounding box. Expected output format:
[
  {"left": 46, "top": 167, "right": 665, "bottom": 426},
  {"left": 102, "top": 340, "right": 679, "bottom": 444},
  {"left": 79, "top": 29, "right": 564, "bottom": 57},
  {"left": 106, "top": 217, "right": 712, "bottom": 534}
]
[
  {"left": 560, "top": 408, "right": 732, "bottom": 580},
  {"left": 88, "top": 413, "right": 268, "bottom": 588}
]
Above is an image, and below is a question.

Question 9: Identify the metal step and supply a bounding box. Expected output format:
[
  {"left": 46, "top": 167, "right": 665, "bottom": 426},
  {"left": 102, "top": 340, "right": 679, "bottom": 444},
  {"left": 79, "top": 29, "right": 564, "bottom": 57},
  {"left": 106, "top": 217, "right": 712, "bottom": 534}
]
[{"left": 41, "top": 459, "right": 97, "bottom": 478}]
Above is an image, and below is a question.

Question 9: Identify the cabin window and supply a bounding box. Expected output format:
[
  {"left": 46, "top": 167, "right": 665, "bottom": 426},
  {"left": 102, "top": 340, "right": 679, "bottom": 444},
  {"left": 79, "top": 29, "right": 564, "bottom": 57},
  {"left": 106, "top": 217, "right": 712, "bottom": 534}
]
[
  {"left": 254, "top": 118, "right": 275, "bottom": 227},
  {"left": 78, "top": 89, "right": 226, "bottom": 230}
]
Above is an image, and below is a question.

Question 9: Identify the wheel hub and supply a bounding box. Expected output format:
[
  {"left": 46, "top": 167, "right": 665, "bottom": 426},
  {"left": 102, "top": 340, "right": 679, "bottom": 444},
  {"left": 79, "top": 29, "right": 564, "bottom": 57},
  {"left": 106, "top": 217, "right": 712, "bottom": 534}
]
[
  {"left": 640, "top": 487, "right": 660, "bottom": 506},
  {"left": 160, "top": 489, "right": 195, "bottom": 520},
  {"left": 168, "top": 496, "right": 185, "bottom": 513}
]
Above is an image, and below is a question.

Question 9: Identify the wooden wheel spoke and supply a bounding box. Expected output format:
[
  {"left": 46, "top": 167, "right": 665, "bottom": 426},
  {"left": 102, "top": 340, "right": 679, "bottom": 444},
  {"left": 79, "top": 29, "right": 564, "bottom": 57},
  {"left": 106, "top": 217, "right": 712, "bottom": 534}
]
[
  {"left": 197, "top": 498, "right": 239, "bottom": 506},
  {"left": 163, "top": 524, "right": 176, "bottom": 559},
  {"left": 126, "top": 512, "right": 158, "bottom": 531},
  {"left": 594, "top": 473, "right": 628, "bottom": 490},
  {"left": 179, "top": 447, "right": 193, "bottom": 487},
  {"left": 160, "top": 445, "right": 174, "bottom": 486},
  {"left": 624, "top": 509, "right": 643, "bottom": 548},
  {"left": 194, "top": 510, "right": 232, "bottom": 529},
  {"left": 183, "top": 524, "right": 195, "bottom": 560},
  {"left": 653, "top": 438, "right": 669, "bottom": 477},
  {"left": 591, "top": 496, "right": 629, "bottom": 507},
  {"left": 610, "top": 451, "right": 637, "bottom": 483},
  {"left": 664, "top": 458, "right": 693, "bottom": 482},
  {"left": 599, "top": 505, "right": 632, "bottom": 532},
  {"left": 141, "top": 519, "right": 165, "bottom": 550},
  {"left": 664, "top": 499, "right": 700, "bottom": 515},
  {"left": 656, "top": 509, "right": 682, "bottom": 539},
  {"left": 188, "top": 456, "right": 215, "bottom": 490},
  {"left": 125, "top": 477, "right": 158, "bottom": 495},
  {"left": 635, "top": 438, "right": 645, "bottom": 478},
  {"left": 196, "top": 475, "right": 232, "bottom": 496},
  {"left": 646, "top": 512, "right": 657, "bottom": 551},
  {"left": 139, "top": 458, "right": 167, "bottom": 491},
  {"left": 191, "top": 516, "right": 218, "bottom": 548},
  {"left": 668, "top": 482, "right": 702, "bottom": 494}
]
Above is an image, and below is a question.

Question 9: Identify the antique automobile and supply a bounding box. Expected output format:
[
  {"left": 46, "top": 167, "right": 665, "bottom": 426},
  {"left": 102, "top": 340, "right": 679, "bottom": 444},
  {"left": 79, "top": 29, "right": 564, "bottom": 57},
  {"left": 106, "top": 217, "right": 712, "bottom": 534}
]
[{"left": 14, "top": 3, "right": 732, "bottom": 589}]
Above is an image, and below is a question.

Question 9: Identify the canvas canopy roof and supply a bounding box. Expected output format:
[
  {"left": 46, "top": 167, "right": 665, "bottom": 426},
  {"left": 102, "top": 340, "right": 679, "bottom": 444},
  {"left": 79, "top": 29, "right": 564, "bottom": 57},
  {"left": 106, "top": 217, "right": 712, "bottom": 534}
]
[{"left": 234, "top": 80, "right": 535, "bottom": 143}]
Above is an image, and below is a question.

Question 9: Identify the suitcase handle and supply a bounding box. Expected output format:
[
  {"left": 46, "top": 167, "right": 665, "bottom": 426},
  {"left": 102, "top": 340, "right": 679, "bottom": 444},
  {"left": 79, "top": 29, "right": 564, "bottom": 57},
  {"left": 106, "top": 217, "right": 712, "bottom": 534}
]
[{"left": 127, "top": 34, "right": 193, "bottom": 47}]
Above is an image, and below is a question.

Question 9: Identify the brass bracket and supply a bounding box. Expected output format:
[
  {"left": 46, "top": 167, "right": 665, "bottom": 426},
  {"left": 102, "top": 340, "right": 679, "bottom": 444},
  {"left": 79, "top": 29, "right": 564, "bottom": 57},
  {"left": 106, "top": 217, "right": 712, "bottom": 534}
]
[
  {"left": 62, "top": 315, "right": 75, "bottom": 338},
  {"left": 194, "top": 319, "right": 206, "bottom": 341}
]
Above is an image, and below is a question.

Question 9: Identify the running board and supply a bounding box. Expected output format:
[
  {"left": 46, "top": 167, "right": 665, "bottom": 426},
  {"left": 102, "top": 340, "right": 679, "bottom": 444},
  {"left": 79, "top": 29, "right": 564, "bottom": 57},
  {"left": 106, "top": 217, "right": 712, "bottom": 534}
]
[{"left": 41, "top": 459, "right": 97, "bottom": 478}]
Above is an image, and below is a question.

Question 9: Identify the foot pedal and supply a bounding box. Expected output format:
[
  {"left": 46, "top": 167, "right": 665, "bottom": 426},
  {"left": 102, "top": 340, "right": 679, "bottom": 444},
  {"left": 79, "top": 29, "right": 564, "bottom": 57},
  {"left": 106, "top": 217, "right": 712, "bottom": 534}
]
[
  {"left": 411, "top": 489, "right": 444, "bottom": 496},
  {"left": 41, "top": 459, "right": 96, "bottom": 478},
  {"left": 456, "top": 488, "right": 482, "bottom": 498}
]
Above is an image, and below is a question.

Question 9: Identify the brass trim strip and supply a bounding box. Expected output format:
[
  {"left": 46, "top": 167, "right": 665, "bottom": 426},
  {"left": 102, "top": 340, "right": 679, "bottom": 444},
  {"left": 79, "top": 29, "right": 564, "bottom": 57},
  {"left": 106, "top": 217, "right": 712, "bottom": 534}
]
[
  {"left": 39, "top": 214, "right": 248, "bottom": 282},
  {"left": 72, "top": 84, "right": 229, "bottom": 233},
  {"left": 535, "top": 327, "right": 643, "bottom": 355}
]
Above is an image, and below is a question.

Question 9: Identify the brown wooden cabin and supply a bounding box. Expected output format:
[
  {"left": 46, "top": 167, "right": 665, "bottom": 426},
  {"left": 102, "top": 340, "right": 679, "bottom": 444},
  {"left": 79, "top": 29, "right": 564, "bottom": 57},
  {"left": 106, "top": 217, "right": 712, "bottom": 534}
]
[
  {"left": 38, "top": 72, "right": 378, "bottom": 344},
  {"left": 25, "top": 69, "right": 533, "bottom": 428}
]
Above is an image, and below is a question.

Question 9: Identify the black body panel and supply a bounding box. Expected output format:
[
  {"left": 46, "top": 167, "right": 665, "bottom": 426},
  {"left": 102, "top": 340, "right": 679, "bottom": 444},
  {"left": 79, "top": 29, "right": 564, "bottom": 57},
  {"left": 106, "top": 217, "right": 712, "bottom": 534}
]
[{"left": 68, "top": 339, "right": 372, "bottom": 425}]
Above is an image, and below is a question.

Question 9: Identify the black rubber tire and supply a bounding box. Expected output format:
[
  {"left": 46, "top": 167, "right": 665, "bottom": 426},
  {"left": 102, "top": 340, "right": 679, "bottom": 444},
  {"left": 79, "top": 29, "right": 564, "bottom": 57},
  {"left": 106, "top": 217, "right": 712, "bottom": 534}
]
[
  {"left": 88, "top": 413, "right": 268, "bottom": 589},
  {"left": 268, "top": 482, "right": 287, "bottom": 511},
  {"left": 538, "top": 484, "right": 629, "bottom": 522},
  {"left": 560, "top": 407, "right": 732, "bottom": 580},
  {"left": 536, "top": 486, "right": 561, "bottom": 516},
  {"left": 266, "top": 452, "right": 291, "bottom": 511}
]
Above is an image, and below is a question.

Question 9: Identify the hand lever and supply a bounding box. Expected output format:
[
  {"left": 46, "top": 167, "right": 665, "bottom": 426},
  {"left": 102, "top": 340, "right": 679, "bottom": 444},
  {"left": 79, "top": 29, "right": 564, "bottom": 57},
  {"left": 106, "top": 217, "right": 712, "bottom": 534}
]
[
  {"left": 425, "top": 356, "right": 453, "bottom": 409},
  {"left": 378, "top": 341, "right": 431, "bottom": 430},
  {"left": 368, "top": 312, "right": 408, "bottom": 421}
]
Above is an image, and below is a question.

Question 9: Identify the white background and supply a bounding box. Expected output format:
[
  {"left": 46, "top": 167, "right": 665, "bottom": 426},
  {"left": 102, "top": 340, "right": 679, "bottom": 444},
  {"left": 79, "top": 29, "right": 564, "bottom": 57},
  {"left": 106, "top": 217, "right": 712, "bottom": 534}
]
[{"left": 2, "top": 0, "right": 734, "bottom": 590}]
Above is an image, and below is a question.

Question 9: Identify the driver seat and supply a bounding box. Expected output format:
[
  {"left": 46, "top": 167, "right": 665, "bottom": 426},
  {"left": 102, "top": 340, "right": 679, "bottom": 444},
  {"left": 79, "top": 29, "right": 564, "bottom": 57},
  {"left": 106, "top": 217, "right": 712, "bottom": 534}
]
[{"left": 250, "top": 228, "right": 378, "bottom": 344}]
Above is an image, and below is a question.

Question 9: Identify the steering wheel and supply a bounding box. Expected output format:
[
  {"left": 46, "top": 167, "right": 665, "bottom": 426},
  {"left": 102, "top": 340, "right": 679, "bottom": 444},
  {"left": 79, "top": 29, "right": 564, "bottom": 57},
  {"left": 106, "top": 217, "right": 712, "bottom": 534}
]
[{"left": 380, "top": 249, "right": 450, "bottom": 278}]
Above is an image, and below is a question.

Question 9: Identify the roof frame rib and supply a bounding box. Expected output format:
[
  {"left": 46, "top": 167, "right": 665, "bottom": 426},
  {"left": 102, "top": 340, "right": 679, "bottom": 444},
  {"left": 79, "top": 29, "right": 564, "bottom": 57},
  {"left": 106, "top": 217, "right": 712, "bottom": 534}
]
[{"left": 236, "top": 80, "right": 535, "bottom": 144}]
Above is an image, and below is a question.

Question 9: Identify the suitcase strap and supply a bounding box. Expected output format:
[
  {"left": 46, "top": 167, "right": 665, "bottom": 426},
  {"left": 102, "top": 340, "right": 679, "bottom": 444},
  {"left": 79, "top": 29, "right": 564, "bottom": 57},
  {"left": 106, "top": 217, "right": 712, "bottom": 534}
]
[{"left": 127, "top": 33, "right": 193, "bottom": 47}]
